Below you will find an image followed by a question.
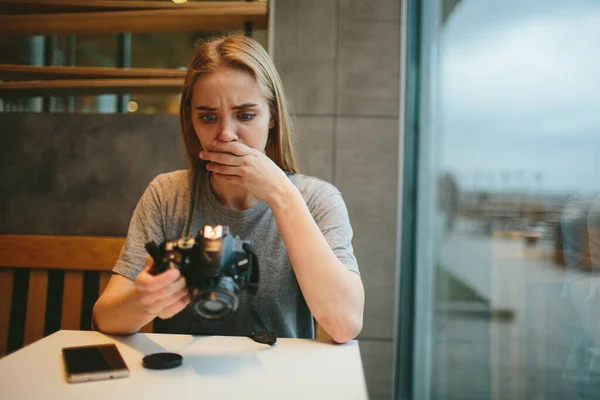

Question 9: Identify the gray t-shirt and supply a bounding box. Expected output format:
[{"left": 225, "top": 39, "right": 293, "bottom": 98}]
[{"left": 113, "top": 168, "right": 360, "bottom": 339}]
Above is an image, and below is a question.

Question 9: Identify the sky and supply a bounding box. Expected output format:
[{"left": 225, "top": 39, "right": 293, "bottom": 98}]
[{"left": 438, "top": 0, "right": 600, "bottom": 194}]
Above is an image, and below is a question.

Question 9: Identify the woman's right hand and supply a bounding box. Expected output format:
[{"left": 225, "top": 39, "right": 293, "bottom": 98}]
[{"left": 134, "top": 254, "right": 190, "bottom": 319}]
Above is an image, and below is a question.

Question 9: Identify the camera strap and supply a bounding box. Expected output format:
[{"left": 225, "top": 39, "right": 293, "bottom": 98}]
[
  {"left": 243, "top": 243, "right": 260, "bottom": 296},
  {"left": 249, "top": 306, "right": 268, "bottom": 333},
  {"left": 248, "top": 306, "right": 277, "bottom": 346},
  {"left": 184, "top": 168, "right": 201, "bottom": 238},
  {"left": 242, "top": 243, "right": 277, "bottom": 346}
]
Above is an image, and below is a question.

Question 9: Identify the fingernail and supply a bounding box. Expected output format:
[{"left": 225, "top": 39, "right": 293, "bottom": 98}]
[{"left": 199, "top": 151, "right": 204, "bottom": 159}]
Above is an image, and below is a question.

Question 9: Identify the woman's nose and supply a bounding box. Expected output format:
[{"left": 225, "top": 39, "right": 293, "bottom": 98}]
[{"left": 217, "top": 120, "right": 238, "bottom": 142}]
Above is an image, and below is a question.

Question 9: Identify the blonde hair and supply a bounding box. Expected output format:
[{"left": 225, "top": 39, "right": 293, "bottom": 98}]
[{"left": 179, "top": 34, "right": 298, "bottom": 174}]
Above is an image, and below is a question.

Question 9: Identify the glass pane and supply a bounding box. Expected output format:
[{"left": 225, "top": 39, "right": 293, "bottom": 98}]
[
  {"left": 1, "top": 29, "right": 269, "bottom": 115},
  {"left": 75, "top": 34, "right": 119, "bottom": 67},
  {"left": 0, "top": 36, "right": 31, "bottom": 64},
  {"left": 127, "top": 30, "right": 269, "bottom": 115},
  {"left": 413, "top": 0, "right": 600, "bottom": 398}
]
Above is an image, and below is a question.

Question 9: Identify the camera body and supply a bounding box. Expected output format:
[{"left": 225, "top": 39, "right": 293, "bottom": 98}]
[{"left": 145, "top": 225, "right": 258, "bottom": 320}]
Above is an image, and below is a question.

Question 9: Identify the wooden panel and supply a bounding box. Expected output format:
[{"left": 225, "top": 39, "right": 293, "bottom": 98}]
[
  {"left": 315, "top": 321, "right": 332, "bottom": 341},
  {"left": 0, "top": 64, "right": 186, "bottom": 80},
  {"left": 0, "top": 269, "right": 14, "bottom": 357},
  {"left": 98, "top": 272, "right": 112, "bottom": 297},
  {"left": 0, "top": 4, "right": 268, "bottom": 35},
  {"left": 0, "top": 78, "right": 183, "bottom": 98},
  {"left": 0, "top": 0, "right": 261, "bottom": 13},
  {"left": 23, "top": 270, "right": 48, "bottom": 346},
  {"left": 60, "top": 271, "right": 83, "bottom": 331},
  {"left": 139, "top": 320, "right": 153, "bottom": 334},
  {"left": 0, "top": 235, "right": 124, "bottom": 271}
]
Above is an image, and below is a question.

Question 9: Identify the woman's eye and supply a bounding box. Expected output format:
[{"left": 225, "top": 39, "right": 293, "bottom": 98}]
[
  {"left": 238, "top": 113, "right": 255, "bottom": 121},
  {"left": 200, "top": 115, "right": 216, "bottom": 122}
]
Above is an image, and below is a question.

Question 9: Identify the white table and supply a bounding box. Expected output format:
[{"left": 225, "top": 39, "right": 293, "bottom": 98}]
[{"left": 0, "top": 330, "right": 369, "bottom": 400}]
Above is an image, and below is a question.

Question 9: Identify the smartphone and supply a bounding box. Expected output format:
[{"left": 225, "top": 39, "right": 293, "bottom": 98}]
[{"left": 62, "top": 343, "right": 130, "bottom": 383}]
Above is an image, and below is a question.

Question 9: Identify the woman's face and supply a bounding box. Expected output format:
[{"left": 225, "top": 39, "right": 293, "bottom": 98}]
[{"left": 190, "top": 67, "right": 274, "bottom": 155}]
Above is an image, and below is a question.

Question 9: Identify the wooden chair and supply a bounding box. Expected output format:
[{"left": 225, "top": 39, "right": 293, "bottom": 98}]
[{"left": 0, "top": 234, "right": 156, "bottom": 358}]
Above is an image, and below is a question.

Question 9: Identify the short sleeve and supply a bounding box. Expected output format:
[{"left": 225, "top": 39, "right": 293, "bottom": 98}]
[
  {"left": 113, "top": 178, "right": 166, "bottom": 281},
  {"left": 311, "top": 192, "right": 360, "bottom": 275}
]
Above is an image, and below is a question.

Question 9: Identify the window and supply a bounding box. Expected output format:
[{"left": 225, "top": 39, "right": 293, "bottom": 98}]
[
  {"left": 0, "top": 1, "right": 269, "bottom": 114},
  {"left": 397, "top": 0, "right": 600, "bottom": 398}
]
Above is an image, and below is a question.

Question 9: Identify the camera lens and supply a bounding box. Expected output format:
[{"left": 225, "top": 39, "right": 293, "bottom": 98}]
[
  {"left": 192, "top": 277, "right": 239, "bottom": 320},
  {"left": 193, "top": 292, "right": 235, "bottom": 319},
  {"left": 203, "top": 299, "right": 225, "bottom": 313}
]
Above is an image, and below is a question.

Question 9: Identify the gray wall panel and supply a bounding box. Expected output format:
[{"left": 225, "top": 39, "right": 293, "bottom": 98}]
[
  {"left": 272, "top": 0, "right": 337, "bottom": 115},
  {"left": 292, "top": 116, "right": 335, "bottom": 182},
  {"left": 337, "top": 0, "right": 400, "bottom": 117},
  {"left": 347, "top": 0, "right": 401, "bottom": 22},
  {"left": 294, "top": 0, "right": 337, "bottom": 115},
  {"left": 0, "top": 113, "right": 184, "bottom": 236},
  {"left": 360, "top": 339, "right": 394, "bottom": 400},
  {"left": 335, "top": 117, "right": 398, "bottom": 339},
  {"left": 272, "top": 0, "right": 298, "bottom": 112}
]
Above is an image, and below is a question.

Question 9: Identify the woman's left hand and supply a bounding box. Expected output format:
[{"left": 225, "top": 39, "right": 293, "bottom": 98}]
[{"left": 199, "top": 141, "right": 292, "bottom": 205}]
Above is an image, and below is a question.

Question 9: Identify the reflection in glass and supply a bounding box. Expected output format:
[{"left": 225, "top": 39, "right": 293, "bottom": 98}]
[{"left": 561, "top": 195, "right": 600, "bottom": 397}]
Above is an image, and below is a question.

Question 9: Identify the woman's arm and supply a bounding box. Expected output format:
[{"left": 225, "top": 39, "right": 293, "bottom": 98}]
[
  {"left": 201, "top": 141, "right": 365, "bottom": 343},
  {"left": 93, "top": 257, "right": 190, "bottom": 335},
  {"left": 268, "top": 181, "right": 364, "bottom": 343},
  {"left": 93, "top": 274, "right": 154, "bottom": 334}
]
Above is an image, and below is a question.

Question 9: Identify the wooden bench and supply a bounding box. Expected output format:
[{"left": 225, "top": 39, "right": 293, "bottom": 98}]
[
  {"left": 0, "top": 234, "right": 330, "bottom": 357},
  {"left": 0, "top": 234, "right": 155, "bottom": 358}
]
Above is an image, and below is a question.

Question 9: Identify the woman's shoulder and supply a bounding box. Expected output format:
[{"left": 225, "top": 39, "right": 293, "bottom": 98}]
[
  {"left": 288, "top": 173, "right": 344, "bottom": 206},
  {"left": 147, "top": 169, "right": 194, "bottom": 197}
]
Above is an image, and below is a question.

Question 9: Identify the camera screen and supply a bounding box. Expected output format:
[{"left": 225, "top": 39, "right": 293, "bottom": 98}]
[{"left": 62, "top": 344, "right": 128, "bottom": 374}]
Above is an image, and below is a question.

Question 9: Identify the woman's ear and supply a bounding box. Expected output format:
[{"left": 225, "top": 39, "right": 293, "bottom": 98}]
[{"left": 269, "top": 117, "right": 276, "bottom": 129}]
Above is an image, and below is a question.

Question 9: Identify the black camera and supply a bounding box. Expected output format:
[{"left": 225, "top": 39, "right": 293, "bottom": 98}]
[{"left": 145, "top": 225, "right": 259, "bottom": 320}]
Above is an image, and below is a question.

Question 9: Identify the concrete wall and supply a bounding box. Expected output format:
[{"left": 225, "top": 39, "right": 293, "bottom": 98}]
[
  {"left": 272, "top": 1, "right": 401, "bottom": 399},
  {"left": 0, "top": 113, "right": 185, "bottom": 235}
]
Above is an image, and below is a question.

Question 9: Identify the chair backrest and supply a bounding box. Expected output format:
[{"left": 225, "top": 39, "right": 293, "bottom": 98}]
[{"left": 0, "top": 234, "right": 154, "bottom": 358}]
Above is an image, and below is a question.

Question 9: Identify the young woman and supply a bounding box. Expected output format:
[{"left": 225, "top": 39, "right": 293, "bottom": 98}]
[{"left": 92, "top": 34, "right": 364, "bottom": 343}]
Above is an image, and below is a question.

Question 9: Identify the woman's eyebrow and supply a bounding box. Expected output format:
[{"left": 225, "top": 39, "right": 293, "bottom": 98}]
[
  {"left": 195, "top": 103, "right": 257, "bottom": 111},
  {"left": 232, "top": 103, "right": 257, "bottom": 110},
  {"left": 195, "top": 105, "right": 217, "bottom": 111}
]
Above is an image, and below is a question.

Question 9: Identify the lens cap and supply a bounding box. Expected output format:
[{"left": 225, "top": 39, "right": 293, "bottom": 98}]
[
  {"left": 142, "top": 352, "right": 183, "bottom": 370},
  {"left": 248, "top": 331, "right": 277, "bottom": 346}
]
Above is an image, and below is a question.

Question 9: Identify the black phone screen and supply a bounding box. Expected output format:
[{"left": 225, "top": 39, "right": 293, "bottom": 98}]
[{"left": 62, "top": 344, "right": 128, "bottom": 374}]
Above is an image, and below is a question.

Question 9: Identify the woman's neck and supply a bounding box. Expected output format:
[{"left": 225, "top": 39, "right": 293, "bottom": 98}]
[{"left": 209, "top": 173, "right": 260, "bottom": 211}]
